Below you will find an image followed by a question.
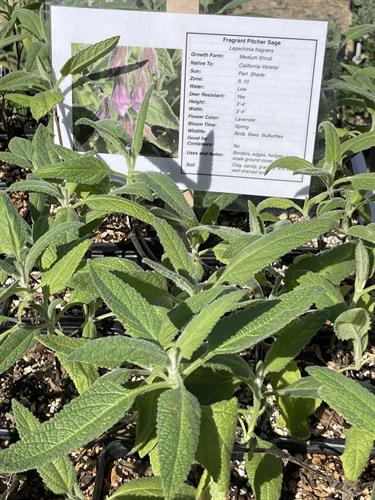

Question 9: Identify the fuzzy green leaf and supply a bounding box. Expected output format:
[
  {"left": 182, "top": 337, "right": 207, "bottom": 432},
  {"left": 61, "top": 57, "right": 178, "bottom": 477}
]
[
  {"left": 297, "top": 273, "right": 346, "bottom": 320},
  {"left": 159, "top": 286, "right": 229, "bottom": 347},
  {"left": 0, "top": 192, "right": 29, "bottom": 260},
  {"left": 307, "top": 367, "right": 375, "bottom": 434},
  {"left": 0, "top": 378, "right": 134, "bottom": 472},
  {"left": 177, "top": 290, "right": 245, "bottom": 360},
  {"left": 355, "top": 240, "right": 370, "bottom": 298},
  {"left": 217, "top": 217, "right": 337, "bottom": 285},
  {"left": 347, "top": 225, "right": 375, "bottom": 243},
  {"left": 8, "top": 179, "right": 61, "bottom": 199},
  {"left": 61, "top": 36, "right": 120, "bottom": 76},
  {"left": 0, "top": 151, "right": 32, "bottom": 169},
  {"left": 283, "top": 243, "right": 355, "bottom": 292},
  {"left": 152, "top": 217, "right": 196, "bottom": 281},
  {"left": 16, "top": 8, "right": 45, "bottom": 39},
  {"left": 187, "top": 225, "right": 246, "bottom": 243},
  {"left": 68, "top": 336, "right": 168, "bottom": 370},
  {"left": 208, "top": 284, "right": 323, "bottom": 355},
  {"left": 245, "top": 437, "right": 283, "bottom": 500},
  {"left": 319, "top": 121, "right": 341, "bottom": 176},
  {"left": 196, "top": 398, "right": 237, "bottom": 499},
  {"left": 276, "top": 376, "right": 321, "bottom": 399},
  {"left": 157, "top": 387, "right": 201, "bottom": 500},
  {"left": 36, "top": 335, "right": 98, "bottom": 394},
  {"left": 108, "top": 477, "right": 195, "bottom": 499},
  {"left": 30, "top": 89, "right": 64, "bottom": 121},
  {"left": 342, "top": 427, "right": 374, "bottom": 482},
  {"left": 345, "top": 24, "right": 375, "bottom": 41},
  {"left": 37, "top": 155, "right": 110, "bottom": 185},
  {"left": 139, "top": 172, "right": 197, "bottom": 228},
  {"left": 257, "top": 197, "right": 303, "bottom": 214},
  {"left": 88, "top": 260, "right": 161, "bottom": 340},
  {"left": 264, "top": 311, "right": 327, "bottom": 375},
  {"left": 0, "top": 327, "right": 38, "bottom": 375},
  {"left": 42, "top": 239, "right": 91, "bottom": 294},
  {"left": 341, "top": 131, "right": 375, "bottom": 158},
  {"left": 70, "top": 257, "right": 170, "bottom": 307},
  {"left": 143, "top": 258, "right": 197, "bottom": 296},
  {"left": 334, "top": 308, "right": 370, "bottom": 368},
  {"left": 84, "top": 195, "right": 153, "bottom": 224},
  {"left": 0, "top": 70, "right": 46, "bottom": 93},
  {"left": 132, "top": 85, "right": 154, "bottom": 156},
  {"left": 12, "top": 400, "right": 77, "bottom": 495},
  {"left": 270, "top": 361, "right": 320, "bottom": 439},
  {"left": 265, "top": 156, "right": 315, "bottom": 175},
  {"left": 25, "top": 222, "right": 82, "bottom": 273}
]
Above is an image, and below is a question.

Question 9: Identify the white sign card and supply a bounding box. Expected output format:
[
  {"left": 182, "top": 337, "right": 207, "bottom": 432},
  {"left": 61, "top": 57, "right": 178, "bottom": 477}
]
[{"left": 50, "top": 6, "right": 327, "bottom": 198}]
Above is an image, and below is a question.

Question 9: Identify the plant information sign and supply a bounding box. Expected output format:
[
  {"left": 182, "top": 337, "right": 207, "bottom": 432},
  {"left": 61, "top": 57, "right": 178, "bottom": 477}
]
[{"left": 50, "top": 6, "right": 327, "bottom": 198}]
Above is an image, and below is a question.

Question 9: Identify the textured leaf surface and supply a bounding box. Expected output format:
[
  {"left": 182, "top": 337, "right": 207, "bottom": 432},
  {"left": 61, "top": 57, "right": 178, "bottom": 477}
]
[
  {"left": 132, "top": 86, "right": 153, "bottom": 156},
  {"left": 218, "top": 218, "right": 337, "bottom": 285},
  {"left": 108, "top": 477, "right": 195, "bottom": 499},
  {"left": 0, "top": 192, "right": 29, "bottom": 260},
  {"left": 61, "top": 36, "right": 119, "bottom": 75},
  {"left": 152, "top": 217, "right": 196, "bottom": 280},
  {"left": 0, "top": 327, "right": 38, "bottom": 375},
  {"left": 334, "top": 308, "right": 370, "bottom": 367},
  {"left": 307, "top": 367, "right": 375, "bottom": 434},
  {"left": 157, "top": 387, "right": 201, "bottom": 500},
  {"left": 196, "top": 398, "right": 237, "bottom": 499},
  {"left": 16, "top": 8, "right": 45, "bottom": 39},
  {"left": 342, "top": 427, "right": 374, "bottom": 481},
  {"left": 246, "top": 438, "right": 283, "bottom": 500},
  {"left": 43, "top": 239, "right": 91, "bottom": 293},
  {"left": 277, "top": 376, "right": 321, "bottom": 399},
  {"left": 319, "top": 121, "right": 341, "bottom": 175},
  {"left": 265, "top": 156, "right": 315, "bottom": 174},
  {"left": 264, "top": 311, "right": 327, "bottom": 374},
  {"left": 297, "top": 273, "right": 346, "bottom": 320},
  {"left": 37, "top": 156, "right": 110, "bottom": 185},
  {"left": 0, "top": 151, "right": 32, "bottom": 169},
  {"left": 139, "top": 172, "right": 197, "bottom": 228},
  {"left": 159, "top": 286, "right": 228, "bottom": 346},
  {"left": 12, "top": 400, "right": 76, "bottom": 495},
  {"left": 0, "top": 70, "right": 46, "bottom": 92},
  {"left": 37, "top": 335, "right": 98, "bottom": 393},
  {"left": 76, "top": 118, "right": 128, "bottom": 155},
  {"left": 88, "top": 261, "right": 161, "bottom": 340},
  {"left": 341, "top": 131, "right": 375, "bottom": 158},
  {"left": 283, "top": 243, "right": 355, "bottom": 292},
  {"left": 85, "top": 195, "right": 153, "bottom": 224},
  {"left": 347, "top": 225, "right": 375, "bottom": 244},
  {"left": 177, "top": 290, "right": 245, "bottom": 360},
  {"left": 30, "top": 89, "right": 64, "bottom": 121},
  {"left": 68, "top": 337, "right": 168, "bottom": 370},
  {"left": 69, "top": 257, "right": 170, "bottom": 307},
  {"left": 143, "top": 258, "right": 197, "bottom": 296},
  {"left": 0, "top": 378, "right": 134, "bottom": 472},
  {"left": 8, "top": 179, "right": 61, "bottom": 199},
  {"left": 208, "top": 284, "right": 323, "bottom": 355},
  {"left": 270, "top": 361, "right": 320, "bottom": 439},
  {"left": 25, "top": 222, "right": 82, "bottom": 273}
]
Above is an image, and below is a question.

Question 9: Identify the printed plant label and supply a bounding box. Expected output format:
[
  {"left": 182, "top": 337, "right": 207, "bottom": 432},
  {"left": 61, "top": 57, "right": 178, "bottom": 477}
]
[{"left": 50, "top": 6, "right": 327, "bottom": 198}]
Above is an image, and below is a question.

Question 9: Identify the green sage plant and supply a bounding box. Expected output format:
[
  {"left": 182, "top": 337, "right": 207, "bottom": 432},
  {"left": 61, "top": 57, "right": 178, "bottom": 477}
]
[{"left": 0, "top": 17, "right": 375, "bottom": 500}]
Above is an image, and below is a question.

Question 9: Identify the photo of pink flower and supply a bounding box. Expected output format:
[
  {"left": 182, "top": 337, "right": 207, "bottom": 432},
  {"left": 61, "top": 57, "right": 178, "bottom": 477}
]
[
  {"left": 112, "top": 78, "right": 131, "bottom": 117},
  {"left": 72, "top": 44, "right": 181, "bottom": 158}
]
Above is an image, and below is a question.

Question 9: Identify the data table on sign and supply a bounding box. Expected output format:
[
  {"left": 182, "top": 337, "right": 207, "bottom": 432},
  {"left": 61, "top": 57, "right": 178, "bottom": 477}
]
[{"left": 181, "top": 32, "right": 318, "bottom": 181}]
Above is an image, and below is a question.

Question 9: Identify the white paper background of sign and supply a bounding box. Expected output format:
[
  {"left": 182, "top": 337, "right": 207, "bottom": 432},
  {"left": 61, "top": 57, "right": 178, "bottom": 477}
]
[{"left": 50, "top": 6, "right": 327, "bottom": 198}]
